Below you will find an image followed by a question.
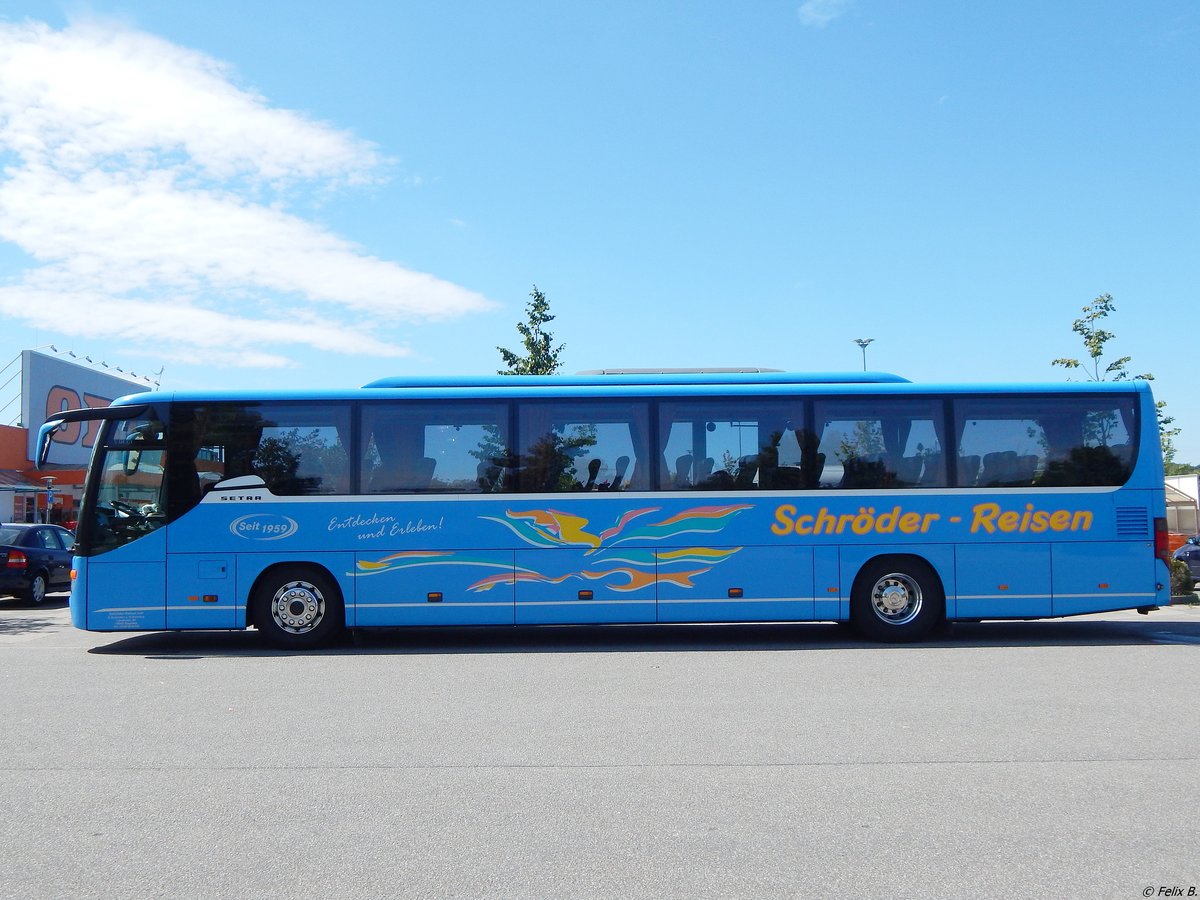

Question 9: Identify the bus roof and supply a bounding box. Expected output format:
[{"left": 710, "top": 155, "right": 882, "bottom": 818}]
[
  {"left": 102, "top": 374, "right": 1154, "bottom": 410},
  {"left": 362, "top": 371, "right": 912, "bottom": 389}
]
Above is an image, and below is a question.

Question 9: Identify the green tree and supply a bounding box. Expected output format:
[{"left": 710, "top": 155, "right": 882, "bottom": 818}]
[
  {"left": 1052, "top": 293, "right": 1151, "bottom": 382},
  {"left": 497, "top": 285, "right": 565, "bottom": 375},
  {"left": 1052, "top": 293, "right": 1180, "bottom": 463},
  {"left": 253, "top": 428, "right": 348, "bottom": 493},
  {"left": 1158, "top": 404, "right": 1181, "bottom": 466},
  {"left": 1164, "top": 460, "right": 1200, "bottom": 476}
]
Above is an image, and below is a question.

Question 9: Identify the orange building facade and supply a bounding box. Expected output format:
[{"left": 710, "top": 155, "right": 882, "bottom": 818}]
[
  {"left": 2, "top": 349, "right": 151, "bottom": 526},
  {"left": 0, "top": 422, "right": 86, "bottom": 525}
]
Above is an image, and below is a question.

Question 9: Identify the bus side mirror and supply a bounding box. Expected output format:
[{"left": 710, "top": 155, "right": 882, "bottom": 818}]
[{"left": 35, "top": 421, "right": 68, "bottom": 469}]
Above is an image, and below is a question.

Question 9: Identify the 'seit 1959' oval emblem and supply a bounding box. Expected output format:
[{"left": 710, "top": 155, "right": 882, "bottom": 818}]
[{"left": 230, "top": 514, "right": 298, "bottom": 541}]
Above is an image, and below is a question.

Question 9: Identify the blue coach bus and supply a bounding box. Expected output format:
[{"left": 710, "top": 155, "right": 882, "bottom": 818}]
[{"left": 38, "top": 371, "right": 1171, "bottom": 648}]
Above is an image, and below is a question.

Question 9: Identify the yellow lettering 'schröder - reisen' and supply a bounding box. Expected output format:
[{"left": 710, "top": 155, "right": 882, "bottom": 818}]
[{"left": 770, "top": 502, "right": 1094, "bottom": 538}]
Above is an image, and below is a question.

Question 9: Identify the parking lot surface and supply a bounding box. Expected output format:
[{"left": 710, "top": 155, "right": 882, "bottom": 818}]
[{"left": 2, "top": 596, "right": 1198, "bottom": 899}]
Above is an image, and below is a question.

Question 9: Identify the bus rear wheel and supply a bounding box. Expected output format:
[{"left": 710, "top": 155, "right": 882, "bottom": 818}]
[
  {"left": 851, "top": 557, "right": 943, "bottom": 643},
  {"left": 253, "top": 567, "right": 343, "bottom": 650}
]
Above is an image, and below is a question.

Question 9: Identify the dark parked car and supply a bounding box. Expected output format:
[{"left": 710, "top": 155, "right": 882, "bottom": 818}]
[
  {"left": 1173, "top": 536, "right": 1200, "bottom": 578},
  {"left": 0, "top": 524, "right": 74, "bottom": 605}
]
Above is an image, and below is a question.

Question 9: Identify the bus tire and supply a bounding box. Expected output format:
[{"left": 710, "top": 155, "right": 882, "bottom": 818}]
[
  {"left": 851, "top": 556, "right": 944, "bottom": 643},
  {"left": 252, "top": 566, "right": 343, "bottom": 650}
]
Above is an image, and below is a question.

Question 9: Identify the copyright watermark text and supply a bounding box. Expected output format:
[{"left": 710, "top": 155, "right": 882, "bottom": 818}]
[{"left": 1143, "top": 888, "right": 1197, "bottom": 898}]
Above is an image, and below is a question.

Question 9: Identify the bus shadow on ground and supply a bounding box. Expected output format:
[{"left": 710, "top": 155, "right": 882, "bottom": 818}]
[{"left": 86, "top": 613, "right": 1200, "bottom": 658}]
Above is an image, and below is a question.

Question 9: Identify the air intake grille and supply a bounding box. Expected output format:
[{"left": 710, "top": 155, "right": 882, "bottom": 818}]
[{"left": 1115, "top": 507, "right": 1150, "bottom": 537}]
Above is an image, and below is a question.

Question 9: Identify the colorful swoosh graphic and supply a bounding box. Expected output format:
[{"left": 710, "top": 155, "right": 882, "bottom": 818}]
[
  {"left": 466, "top": 546, "right": 742, "bottom": 593},
  {"left": 355, "top": 550, "right": 517, "bottom": 576},
  {"left": 480, "top": 504, "right": 751, "bottom": 552},
  {"left": 354, "top": 505, "right": 750, "bottom": 596}
]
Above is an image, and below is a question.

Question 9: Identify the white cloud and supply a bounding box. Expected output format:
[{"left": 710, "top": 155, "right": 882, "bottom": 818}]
[
  {"left": 0, "top": 283, "right": 411, "bottom": 366},
  {"left": 0, "top": 19, "right": 492, "bottom": 368},
  {"left": 0, "top": 19, "right": 377, "bottom": 182},
  {"left": 797, "top": 0, "right": 852, "bottom": 28}
]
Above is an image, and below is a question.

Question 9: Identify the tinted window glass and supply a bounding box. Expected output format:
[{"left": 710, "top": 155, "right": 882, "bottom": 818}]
[
  {"left": 813, "top": 399, "right": 945, "bottom": 488},
  {"left": 177, "top": 403, "right": 352, "bottom": 498},
  {"left": 658, "top": 399, "right": 810, "bottom": 490},
  {"left": 362, "top": 403, "right": 510, "bottom": 493},
  {"left": 516, "top": 401, "right": 649, "bottom": 492},
  {"left": 954, "top": 396, "right": 1136, "bottom": 487}
]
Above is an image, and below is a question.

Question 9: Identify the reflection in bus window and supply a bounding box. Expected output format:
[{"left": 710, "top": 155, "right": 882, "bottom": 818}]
[
  {"left": 173, "top": 403, "right": 352, "bottom": 501},
  {"left": 813, "top": 399, "right": 945, "bottom": 489},
  {"left": 658, "top": 400, "right": 809, "bottom": 490},
  {"left": 954, "top": 396, "right": 1136, "bottom": 487},
  {"left": 516, "top": 402, "right": 649, "bottom": 492},
  {"left": 362, "top": 403, "right": 510, "bottom": 493}
]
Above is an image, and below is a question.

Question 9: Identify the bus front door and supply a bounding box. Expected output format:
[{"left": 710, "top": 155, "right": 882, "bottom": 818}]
[{"left": 80, "top": 528, "right": 168, "bottom": 632}]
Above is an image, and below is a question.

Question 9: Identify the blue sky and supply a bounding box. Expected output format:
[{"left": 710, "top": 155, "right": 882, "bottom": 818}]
[{"left": 1, "top": 2, "right": 1197, "bottom": 456}]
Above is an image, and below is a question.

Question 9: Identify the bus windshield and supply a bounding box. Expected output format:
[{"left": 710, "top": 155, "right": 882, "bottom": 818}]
[{"left": 78, "top": 411, "right": 168, "bottom": 556}]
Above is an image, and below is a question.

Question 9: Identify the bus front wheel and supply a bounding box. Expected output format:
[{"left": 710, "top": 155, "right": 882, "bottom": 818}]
[
  {"left": 252, "top": 567, "right": 343, "bottom": 650},
  {"left": 851, "top": 557, "right": 943, "bottom": 643}
]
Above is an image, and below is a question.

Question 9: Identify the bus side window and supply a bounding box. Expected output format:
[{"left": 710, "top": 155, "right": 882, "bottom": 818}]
[
  {"left": 954, "top": 396, "right": 1136, "bottom": 488},
  {"left": 813, "top": 399, "right": 945, "bottom": 490},
  {"left": 516, "top": 401, "right": 649, "bottom": 493},
  {"left": 255, "top": 421, "right": 350, "bottom": 495},
  {"left": 658, "top": 400, "right": 806, "bottom": 492},
  {"left": 362, "top": 402, "right": 511, "bottom": 494}
]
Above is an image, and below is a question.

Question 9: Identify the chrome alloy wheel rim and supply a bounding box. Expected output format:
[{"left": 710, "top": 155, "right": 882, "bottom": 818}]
[
  {"left": 271, "top": 580, "right": 325, "bottom": 634},
  {"left": 870, "top": 573, "right": 923, "bottom": 626},
  {"left": 31, "top": 576, "right": 45, "bottom": 604}
]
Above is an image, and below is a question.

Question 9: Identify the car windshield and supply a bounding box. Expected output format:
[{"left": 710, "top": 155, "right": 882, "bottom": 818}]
[{"left": 0, "top": 526, "right": 24, "bottom": 544}]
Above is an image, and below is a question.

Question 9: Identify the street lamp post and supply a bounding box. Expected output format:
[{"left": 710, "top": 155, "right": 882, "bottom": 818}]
[{"left": 853, "top": 338, "right": 874, "bottom": 372}]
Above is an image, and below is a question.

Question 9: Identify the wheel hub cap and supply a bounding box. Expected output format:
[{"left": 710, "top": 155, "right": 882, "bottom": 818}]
[
  {"left": 870, "top": 573, "right": 923, "bottom": 626},
  {"left": 272, "top": 582, "right": 324, "bottom": 634},
  {"left": 878, "top": 583, "right": 909, "bottom": 613}
]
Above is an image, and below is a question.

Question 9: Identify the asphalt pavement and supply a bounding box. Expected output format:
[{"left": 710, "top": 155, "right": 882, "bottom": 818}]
[{"left": 1, "top": 595, "right": 1198, "bottom": 899}]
